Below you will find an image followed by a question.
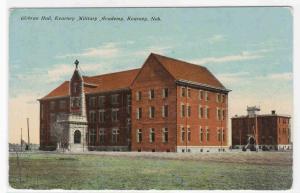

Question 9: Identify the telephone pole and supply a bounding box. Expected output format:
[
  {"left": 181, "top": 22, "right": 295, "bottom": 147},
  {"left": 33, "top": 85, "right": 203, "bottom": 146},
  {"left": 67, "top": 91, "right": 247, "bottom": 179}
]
[
  {"left": 20, "top": 128, "right": 23, "bottom": 152},
  {"left": 27, "top": 118, "right": 31, "bottom": 150}
]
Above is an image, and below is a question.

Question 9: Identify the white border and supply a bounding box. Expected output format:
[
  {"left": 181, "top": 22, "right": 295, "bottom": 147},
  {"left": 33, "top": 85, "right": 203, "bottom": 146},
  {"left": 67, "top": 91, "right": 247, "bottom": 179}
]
[{"left": 2, "top": 1, "right": 300, "bottom": 193}]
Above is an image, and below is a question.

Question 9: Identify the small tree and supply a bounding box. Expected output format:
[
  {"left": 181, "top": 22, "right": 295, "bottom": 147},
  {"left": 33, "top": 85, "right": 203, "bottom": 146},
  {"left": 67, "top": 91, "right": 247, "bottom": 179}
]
[{"left": 52, "top": 122, "right": 69, "bottom": 152}]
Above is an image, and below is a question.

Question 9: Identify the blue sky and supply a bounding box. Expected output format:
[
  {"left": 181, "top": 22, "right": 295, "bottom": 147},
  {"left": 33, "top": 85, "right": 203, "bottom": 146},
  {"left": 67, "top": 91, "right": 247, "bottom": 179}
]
[{"left": 9, "top": 7, "right": 293, "bottom": 143}]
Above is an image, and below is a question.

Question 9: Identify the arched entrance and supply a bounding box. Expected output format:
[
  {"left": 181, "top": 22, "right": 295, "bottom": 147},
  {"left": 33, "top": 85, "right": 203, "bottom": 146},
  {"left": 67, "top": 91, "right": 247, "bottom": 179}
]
[{"left": 74, "top": 130, "right": 81, "bottom": 144}]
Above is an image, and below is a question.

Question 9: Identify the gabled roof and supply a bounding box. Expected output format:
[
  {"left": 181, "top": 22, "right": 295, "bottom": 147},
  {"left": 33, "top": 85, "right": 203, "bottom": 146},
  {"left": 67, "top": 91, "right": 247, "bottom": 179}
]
[
  {"left": 40, "top": 68, "right": 140, "bottom": 100},
  {"left": 41, "top": 81, "right": 70, "bottom": 99},
  {"left": 151, "top": 53, "right": 225, "bottom": 89},
  {"left": 40, "top": 53, "right": 228, "bottom": 100}
]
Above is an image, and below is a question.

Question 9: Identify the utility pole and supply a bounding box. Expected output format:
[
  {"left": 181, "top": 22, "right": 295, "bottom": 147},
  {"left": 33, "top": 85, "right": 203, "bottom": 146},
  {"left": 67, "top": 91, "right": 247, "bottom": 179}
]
[
  {"left": 27, "top": 118, "right": 31, "bottom": 151},
  {"left": 20, "top": 128, "right": 23, "bottom": 152},
  {"left": 255, "top": 114, "right": 258, "bottom": 151}
]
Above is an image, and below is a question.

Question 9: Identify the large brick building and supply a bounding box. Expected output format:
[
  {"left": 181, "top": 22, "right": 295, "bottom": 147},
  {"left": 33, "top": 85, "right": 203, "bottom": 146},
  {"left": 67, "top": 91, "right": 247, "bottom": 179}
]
[
  {"left": 39, "top": 53, "right": 231, "bottom": 152},
  {"left": 231, "top": 106, "right": 292, "bottom": 151}
]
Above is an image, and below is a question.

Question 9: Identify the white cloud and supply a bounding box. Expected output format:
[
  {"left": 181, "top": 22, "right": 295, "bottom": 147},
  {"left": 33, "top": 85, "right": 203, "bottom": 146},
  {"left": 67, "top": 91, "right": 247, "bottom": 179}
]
[
  {"left": 46, "top": 62, "right": 111, "bottom": 83},
  {"left": 191, "top": 49, "right": 274, "bottom": 66},
  {"left": 57, "top": 42, "right": 120, "bottom": 58},
  {"left": 47, "top": 64, "right": 74, "bottom": 82},
  {"left": 208, "top": 34, "right": 225, "bottom": 44},
  {"left": 192, "top": 52, "right": 263, "bottom": 65},
  {"left": 262, "top": 72, "right": 293, "bottom": 81},
  {"left": 217, "top": 71, "right": 292, "bottom": 87}
]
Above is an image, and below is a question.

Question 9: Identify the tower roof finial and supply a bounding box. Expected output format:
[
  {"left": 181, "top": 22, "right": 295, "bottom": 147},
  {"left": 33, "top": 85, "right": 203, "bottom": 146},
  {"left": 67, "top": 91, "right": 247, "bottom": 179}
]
[{"left": 74, "top": 59, "right": 79, "bottom": 69}]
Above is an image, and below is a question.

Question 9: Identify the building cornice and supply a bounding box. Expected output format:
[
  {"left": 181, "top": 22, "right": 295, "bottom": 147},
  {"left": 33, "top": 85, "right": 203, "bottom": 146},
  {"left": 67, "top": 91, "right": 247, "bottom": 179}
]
[{"left": 175, "top": 79, "right": 231, "bottom": 93}]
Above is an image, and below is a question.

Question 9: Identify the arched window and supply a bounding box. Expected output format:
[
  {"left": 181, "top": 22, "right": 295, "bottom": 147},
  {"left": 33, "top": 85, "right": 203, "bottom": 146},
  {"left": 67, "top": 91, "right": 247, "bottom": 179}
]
[{"left": 74, "top": 130, "right": 81, "bottom": 144}]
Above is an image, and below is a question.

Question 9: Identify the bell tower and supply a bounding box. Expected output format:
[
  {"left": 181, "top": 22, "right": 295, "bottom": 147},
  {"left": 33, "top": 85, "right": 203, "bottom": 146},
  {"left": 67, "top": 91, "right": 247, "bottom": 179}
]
[
  {"left": 70, "top": 59, "right": 86, "bottom": 117},
  {"left": 64, "top": 59, "right": 88, "bottom": 152}
]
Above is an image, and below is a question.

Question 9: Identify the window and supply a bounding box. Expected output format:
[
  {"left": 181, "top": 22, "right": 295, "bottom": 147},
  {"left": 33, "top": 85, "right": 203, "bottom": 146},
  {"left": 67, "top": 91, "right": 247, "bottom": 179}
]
[
  {"left": 98, "top": 96, "right": 105, "bottom": 107},
  {"left": 217, "top": 108, "right": 221, "bottom": 120},
  {"left": 181, "top": 87, "right": 186, "bottom": 97},
  {"left": 136, "top": 107, "right": 142, "bottom": 120},
  {"left": 71, "top": 98, "right": 81, "bottom": 108},
  {"left": 187, "top": 105, "right": 191, "bottom": 117},
  {"left": 181, "top": 127, "right": 185, "bottom": 142},
  {"left": 187, "top": 127, "right": 191, "bottom": 142},
  {"left": 111, "top": 108, "right": 119, "bottom": 122},
  {"left": 149, "top": 106, "right": 155, "bottom": 118},
  {"left": 162, "top": 128, "right": 168, "bottom": 143},
  {"left": 50, "top": 113, "right": 56, "bottom": 123},
  {"left": 205, "top": 107, "right": 210, "bottom": 119},
  {"left": 112, "top": 128, "right": 120, "bottom": 144},
  {"left": 181, "top": 104, "right": 185, "bottom": 117},
  {"left": 89, "top": 97, "right": 96, "bottom": 107},
  {"left": 205, "top": 91, "right": 209, "bottom": 101},
  {"left": 99, "top": 128, "right": 105, "bottom": 144},
  {"left": 199, "top": 127, "right": 203, "bottom": 142},
  {"left": 127, "top": 104, "right": 131, "bottom": 115},
  {"left": 149, "top": 89, "right": 155, "bottom": 100},
  {"left": 73, "top": 82, "right": 78, "bottom": 94},
  {"left": 162, "top": 88, "right": 169, "bottom": 98},
  {"left": 111, "top": 94, "right": 119, "bottom": 104},
  {"left": 162, "top": 105, "right": 168, "bottom": 118},
  {"left": 50, "top": 101, "right": 56, "bottom": 110},
  {"left": 98, "top": 110, "right": 105, "bottom": 123},
  {"left": 199, "top": 105, "right": 203, "bottom": 118},
  {"left": 216, "top": 94, "right": 221, "bottom": 103},
  {"left": 89, "top": 111, "right": 96, "bottom": 122},
  {"left": 206, "top": 127, "right": 210, "bottom": 141},
  {"left": 221, "top": 94, "right": 226, "bottom": 103},
  {"left": 127, "top": 95, "right": 131, "bottom": 115},
  {"left": 187, "top": 88, "right": 191, "bottom": 98},
  {"left": 59, "top": 100, "right": 66, "bottom": 110},
  {"left": 222, "top": 109, "right": 226, "bottom": 120},
  {"left": 89, "top": 129, "right": 96, "bottom": 146},
  {"left": 126, "top": 118, "right": 131, "bottom": 126},
  {"left": 199, "top": 90, "right": 204, "bottom": 100},
  {"left": 217, "top": 128, "right": 221, "bottom": 142},
  {"left": 127, "top": 94, "right": 131, "bottom": 104},
  {"left": 136, "top": 91, "right": 142, "bottom": 101},
  {"left": 137, "top": 129, "right": 142, "bottom": 143},
  {"left": 149, "top": 128, "right": 155, "bottom": 143},
  {"left": 222, "top": 128, "right": 225, "bottom": 142},
  {"left": 74, "top": 130, "right": 81, "bottom": 144},
  {"left": 41, "top": 104, "right": 44, "bottom": 120}
]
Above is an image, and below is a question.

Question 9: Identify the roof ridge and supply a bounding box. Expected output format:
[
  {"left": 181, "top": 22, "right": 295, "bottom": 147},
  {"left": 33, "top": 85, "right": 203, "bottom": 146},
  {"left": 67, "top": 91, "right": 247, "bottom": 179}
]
[
  {"left": 84, "top": 68, "right": 140, "bottom": 79},
  {"left": 151, "top": 53, "right": 208, "bottom": 70}
]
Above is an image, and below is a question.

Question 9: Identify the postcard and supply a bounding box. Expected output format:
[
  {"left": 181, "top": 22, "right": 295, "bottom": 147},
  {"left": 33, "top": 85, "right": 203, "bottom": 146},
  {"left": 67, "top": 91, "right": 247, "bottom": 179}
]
[{"left": 8, "top": 7, "right": 293, "bottom": 191}]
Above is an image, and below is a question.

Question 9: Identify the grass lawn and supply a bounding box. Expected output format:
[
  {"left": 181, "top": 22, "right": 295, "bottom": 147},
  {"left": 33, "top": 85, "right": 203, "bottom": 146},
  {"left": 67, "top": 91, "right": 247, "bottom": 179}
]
[{"left": 9, "top": 151, "right": 292, "bottom": 190}]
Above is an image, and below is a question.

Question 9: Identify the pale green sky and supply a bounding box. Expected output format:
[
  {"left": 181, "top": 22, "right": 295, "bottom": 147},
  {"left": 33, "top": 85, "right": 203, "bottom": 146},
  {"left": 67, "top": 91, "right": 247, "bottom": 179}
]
[{"left": 9, "top": 7, "right": 293, "bottom": 144}]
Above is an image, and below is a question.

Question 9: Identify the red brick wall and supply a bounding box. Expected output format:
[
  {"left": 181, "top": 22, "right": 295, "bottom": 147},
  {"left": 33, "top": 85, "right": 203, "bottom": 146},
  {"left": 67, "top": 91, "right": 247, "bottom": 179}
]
[
  {"left": 40, "top": 90, "right": 132, "bottom": 150},
  {"left": 85, "top": 90, "right": 131, "bottom": 148},
  {"left": 231, "top": 117, "right": 250, "bottom": 146},
  {"left": 277, "top": 117, "right": 290, "bottom": 144},
  {"left": 131, "top": 56, "right": 177, "bottom": 152},
  {"left": 231, "top": 115, "right": 290, "bottom": 146},
  {"left": 39, "top": 97, "right": 70, "bottom": 149},
  {"left": 176, "top": 86, "right": 228, "bottom": 147}
]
